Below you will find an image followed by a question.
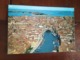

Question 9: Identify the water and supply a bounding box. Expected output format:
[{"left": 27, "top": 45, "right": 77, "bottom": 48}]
[
  {"left": 8, "top": 5, "right": 74, "bottom": 17},
  {"left": 8, "top": 9, "right": 74, "bottom": 17},
  {"left": 34, "top": 30, "right": 60, "bottom": 53}
]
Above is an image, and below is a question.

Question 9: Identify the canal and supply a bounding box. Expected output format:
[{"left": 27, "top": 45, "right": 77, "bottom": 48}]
[{"left": 34, "top": 30, "right": 60, "bottom": 53}]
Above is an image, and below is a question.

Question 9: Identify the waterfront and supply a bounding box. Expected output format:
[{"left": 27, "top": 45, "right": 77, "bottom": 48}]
[{"left": 8, "top": 16, "right": 75, "bottom": 54}]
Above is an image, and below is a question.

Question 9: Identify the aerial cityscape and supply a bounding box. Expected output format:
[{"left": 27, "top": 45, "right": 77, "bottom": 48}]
[
  {"left": 8, "top": 5, "right": 75, "bottom": 54},
  {"left": 8, "top": 16, "right": 75, "bottom": 54}
]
